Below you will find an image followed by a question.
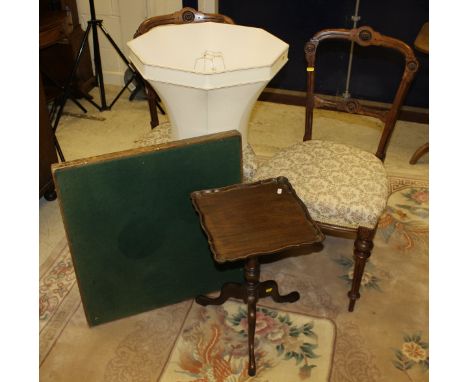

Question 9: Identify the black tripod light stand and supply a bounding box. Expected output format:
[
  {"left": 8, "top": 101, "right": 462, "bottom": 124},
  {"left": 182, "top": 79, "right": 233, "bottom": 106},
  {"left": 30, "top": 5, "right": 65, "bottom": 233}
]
[{"left": 51, "top": 0, "right": 138, "bottom": 161}]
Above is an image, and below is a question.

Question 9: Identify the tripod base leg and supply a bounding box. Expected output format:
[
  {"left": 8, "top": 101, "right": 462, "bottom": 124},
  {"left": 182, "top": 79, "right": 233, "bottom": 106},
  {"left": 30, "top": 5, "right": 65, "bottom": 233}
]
[{"left": 53, "top": 135, "right": 65, "bottom": 162}]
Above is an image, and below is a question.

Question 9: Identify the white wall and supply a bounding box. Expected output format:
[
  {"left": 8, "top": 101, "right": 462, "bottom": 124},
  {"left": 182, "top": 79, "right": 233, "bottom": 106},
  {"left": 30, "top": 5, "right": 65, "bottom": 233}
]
[
  {"left": 198, "top": 0, "right": 218, "bottom": 13},
  {"left": 76, "top": 0, "right": 182, "bottom": 85}
]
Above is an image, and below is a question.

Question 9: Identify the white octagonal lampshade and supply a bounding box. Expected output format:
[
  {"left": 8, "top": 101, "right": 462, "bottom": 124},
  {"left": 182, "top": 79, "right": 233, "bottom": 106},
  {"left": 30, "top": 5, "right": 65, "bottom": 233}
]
[{"left": 127, "top": 22, "right": 289, "bottom": 145}]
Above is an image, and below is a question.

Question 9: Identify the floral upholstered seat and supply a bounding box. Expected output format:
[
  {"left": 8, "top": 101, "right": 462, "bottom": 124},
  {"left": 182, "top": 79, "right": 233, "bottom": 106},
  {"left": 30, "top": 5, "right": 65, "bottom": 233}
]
[
  {"left": 254, "top": 140, "right": 389, "bottom": 229},
  {"left": 258, "top": 26, "right": 419, "bottom": 312},
  {"left": 134, "top": 122, "right": 258, "bottom": 182}
]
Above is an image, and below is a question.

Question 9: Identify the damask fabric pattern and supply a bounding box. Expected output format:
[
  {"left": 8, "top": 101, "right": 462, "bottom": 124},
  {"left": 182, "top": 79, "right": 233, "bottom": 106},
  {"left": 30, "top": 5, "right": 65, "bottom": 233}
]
[
  {"left": 134, "top": 123, "right": 258, "bottom": 182},
  {"left": 254, "top": 140, "right": 389, "bottom": 229}
]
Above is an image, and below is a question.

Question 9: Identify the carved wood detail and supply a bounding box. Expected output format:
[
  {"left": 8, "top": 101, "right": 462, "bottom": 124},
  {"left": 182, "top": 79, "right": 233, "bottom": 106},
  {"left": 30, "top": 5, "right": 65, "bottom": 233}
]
[
  {"left": 134, "top": 7, "right": 234, "bottom": 38},
  {"left": 303, "top": 26, "right": 419, "bottom": 161},
  {"left": 314, "top": 95, "right": 388, "bottom": 122}
]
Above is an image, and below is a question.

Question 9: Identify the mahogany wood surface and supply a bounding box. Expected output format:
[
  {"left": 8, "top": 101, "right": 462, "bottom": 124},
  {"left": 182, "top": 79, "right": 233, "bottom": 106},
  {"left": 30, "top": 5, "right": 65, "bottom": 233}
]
[
  {"left": 191, "top": 177, "right": 324, "bottom": 262},
  {"left": 258, "top": 89, "right": 429, "bottom": 124},
  {"left": 134, "top": 7, "right": 234, "bottom": 38},
  {"left": 192, "top": 177, "right": 323, "bottom": 376},
  {"left": 133, "top": 7, "right": 234, "bottom": 128},
  {"left": 300, "top": 26, "right": 419, "bottom": 311},
  {"left": 39, "top": 10, "right": 69, "bottom": 49},
  {"left": 409, "top": 142, "right": 429, "bottom": 164},
  {"left": 39, "top": 0, "right": 95, "bottom": 99}
]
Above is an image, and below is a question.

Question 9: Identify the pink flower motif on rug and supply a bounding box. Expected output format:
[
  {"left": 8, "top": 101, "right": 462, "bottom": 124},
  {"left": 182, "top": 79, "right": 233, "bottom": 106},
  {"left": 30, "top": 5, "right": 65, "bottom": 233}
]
[
  {"left": 393, "top": 333, "right": 429, "bottom": 381},
  {"left": 160, "top": 301, "right": 335, "bottom": 382},
  {"left": 228, "top": 305, "right": 322, "bottom": 378},
  {"left": 378, "top": 186, "right": 428, "bottom": 251},
  {"left": 405, "top": 189, "right": 429, "bottom": 205},
  {"left": 238, "top": 310, "right": 287, "bottom": 341}
]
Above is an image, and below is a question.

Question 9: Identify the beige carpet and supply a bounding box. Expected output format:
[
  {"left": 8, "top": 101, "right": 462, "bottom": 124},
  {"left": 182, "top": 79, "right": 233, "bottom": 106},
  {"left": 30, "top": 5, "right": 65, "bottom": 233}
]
[
  {"left": 39, "top": 176, "right": 428, "bottom": 382},
  {"left": 247, "top": 102, "right": 428, "bottom": 179},
  {"left": 40, "top": 86, "right": 429, "bottom": 381},
  {"left": 54, "top": 87, "right": 428, "bottom": 179},
  {"left": 159, "top": 300, "right": 335, "bottom": 381}
]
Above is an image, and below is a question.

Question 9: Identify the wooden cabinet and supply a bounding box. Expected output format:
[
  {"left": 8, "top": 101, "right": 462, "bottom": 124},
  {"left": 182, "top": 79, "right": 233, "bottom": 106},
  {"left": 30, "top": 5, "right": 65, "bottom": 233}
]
[
  {"left": 39, "top": 74, "right": 58, "bottom": 200},
  {"left": 39, "top": 0, "right": 96, "bottom": 199},
  {"left": 40, "top": 0, "right": 95, "bottom": 101}
]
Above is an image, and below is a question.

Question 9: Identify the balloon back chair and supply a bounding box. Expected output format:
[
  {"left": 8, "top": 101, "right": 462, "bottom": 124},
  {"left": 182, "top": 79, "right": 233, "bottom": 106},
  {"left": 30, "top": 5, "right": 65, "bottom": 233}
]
[
  {"left": 254, "top": 26, "right": 419, "bottom": 311},
  {"left": 133, "top": 7, "right": 234, "bottom": 129}
]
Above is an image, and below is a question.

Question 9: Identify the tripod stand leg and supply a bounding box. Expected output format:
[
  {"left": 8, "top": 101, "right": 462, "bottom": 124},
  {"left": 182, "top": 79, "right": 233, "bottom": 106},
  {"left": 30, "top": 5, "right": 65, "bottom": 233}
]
[
  {"left": 80, "top": 91, "right": 101, "bottom": 110},
  {"left": 97, "top": 22, "right": 138, "bottom": 107},
  {"left": 98, "top": 23, "right": 133, "bottom": 67},
  {"left": 96, "top": 17, "right": 166, "bottom": 114},
  {"left": 41, "top": 70, "right": 88, "bottom": 116},
  {"left": 53, "top": 135, "right": 66, "bottom": 162},
  {"left": 91, "top": 21, "right": 108, "bottom": 110},
  {"left": 52, "top": 22, "right": 98, "bottom": 162},
  {"left": 70, "top": 98, "right": 88, "bottom": 113},
  {"left": 109, "top": 72, "right": 135, "bottom": 109},
  {"left": 52, "top": 23, "right": 93, "bottom": 132}
]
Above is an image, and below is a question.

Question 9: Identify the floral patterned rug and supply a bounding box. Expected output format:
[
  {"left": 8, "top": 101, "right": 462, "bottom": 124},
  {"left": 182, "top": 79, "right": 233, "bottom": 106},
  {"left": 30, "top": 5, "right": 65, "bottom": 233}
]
[
  {"left": 39, "top": 176, "right": 428, "bottom": 381},
  {"left": 159, "top": 301, "right": 336, "bottom": 382}
]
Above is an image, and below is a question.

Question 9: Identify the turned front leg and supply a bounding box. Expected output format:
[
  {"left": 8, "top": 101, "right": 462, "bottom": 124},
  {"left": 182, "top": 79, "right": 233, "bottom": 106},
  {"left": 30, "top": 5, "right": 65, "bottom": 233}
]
[
  {"left": 348, "top": 227, "right": 375, "bottom": 312},
  {"left": 244, "top": 256, "right": 259, "bottom": 377}
]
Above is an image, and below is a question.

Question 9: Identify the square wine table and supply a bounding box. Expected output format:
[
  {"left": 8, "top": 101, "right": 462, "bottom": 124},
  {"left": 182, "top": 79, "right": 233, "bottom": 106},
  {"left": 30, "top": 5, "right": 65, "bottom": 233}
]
[{"left": 191, "top": 176, "right": 324, "bottom": 376}]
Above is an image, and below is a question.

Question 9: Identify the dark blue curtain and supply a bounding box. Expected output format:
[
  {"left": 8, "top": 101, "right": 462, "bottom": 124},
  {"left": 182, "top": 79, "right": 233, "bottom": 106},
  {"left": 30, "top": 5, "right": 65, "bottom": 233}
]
[
  {"left": 182, "top": 0, "right": 198, "bottom": 10},
  {"left": 219, "top": 0, "right": 428, "bottom": 108}
]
